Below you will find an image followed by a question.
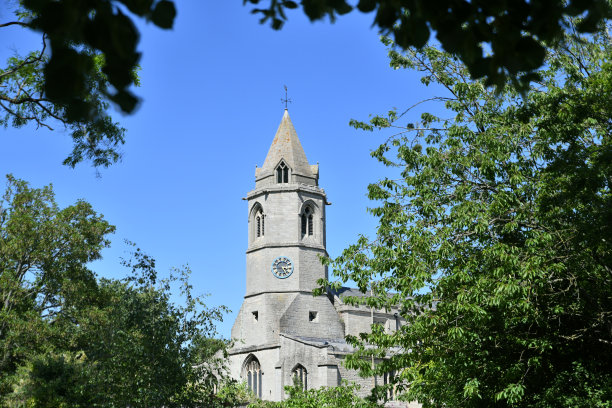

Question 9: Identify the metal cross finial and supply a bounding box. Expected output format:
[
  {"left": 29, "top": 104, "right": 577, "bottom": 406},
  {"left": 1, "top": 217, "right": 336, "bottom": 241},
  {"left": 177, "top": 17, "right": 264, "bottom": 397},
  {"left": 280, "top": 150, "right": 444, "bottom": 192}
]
[{"left": 281, "top": 85, "right": 292, "bottom": 109}]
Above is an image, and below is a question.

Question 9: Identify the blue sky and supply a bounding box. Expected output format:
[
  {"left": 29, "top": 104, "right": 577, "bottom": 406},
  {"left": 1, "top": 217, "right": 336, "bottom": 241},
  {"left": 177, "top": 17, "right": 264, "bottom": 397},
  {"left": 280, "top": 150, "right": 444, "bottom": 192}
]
[{"left": 1, "top": 2, "right": 433, "bottom": 337}]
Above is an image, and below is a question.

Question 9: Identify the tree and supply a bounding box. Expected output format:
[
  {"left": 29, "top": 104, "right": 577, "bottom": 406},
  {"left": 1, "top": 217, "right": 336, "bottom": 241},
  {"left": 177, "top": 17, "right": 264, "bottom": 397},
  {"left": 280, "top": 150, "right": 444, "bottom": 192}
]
[
  {"left": 0, "top": 174, "right": 114, "bottom": 391},
  {"left": 73, "top": 246, "right": 230, "bottom": 408},
  {"left": 0, "top": 176, "right": 229, "bottom": 407},
  {"left": 246, "top": 0, "right": 612, "bottom": 90},
  {"left": 249, "top": 383, "right": 380, "bottom": 408},
  {"left": 1, "top": 0, "right": 176, "bottom": 167},
  {"left": 4, "top": 266, "right": 230, "bottom": 408},
  {"left": 3, "top": 352, "right": 99, "bottom": 407},
  {"left": 319, "top": 20, "right": 612, "bottom": 408}
]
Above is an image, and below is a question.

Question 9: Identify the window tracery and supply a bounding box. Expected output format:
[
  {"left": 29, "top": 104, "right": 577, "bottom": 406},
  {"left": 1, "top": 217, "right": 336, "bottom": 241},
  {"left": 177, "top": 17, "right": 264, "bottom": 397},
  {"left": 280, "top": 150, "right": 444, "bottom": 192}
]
[
  {"left": 243, "top": 356, "right": 262, "bottom": 398},
  {"left": 251, "top": 205, "right": 265, "bottom": 241},
  {"left": 256, "top": 208, "right": 265, "bottom": 237},
  {"left": 292, "top": 364, "right": 307, "bottom": 390},
  {"left": 301, "top": 206, "right": 313, "bottom": 237},
  {"left": 276, "top": 161, "right": 289, "bottom": 183},
  {"left": 383, "top": 371, "right": 396, "bottom": 400}
]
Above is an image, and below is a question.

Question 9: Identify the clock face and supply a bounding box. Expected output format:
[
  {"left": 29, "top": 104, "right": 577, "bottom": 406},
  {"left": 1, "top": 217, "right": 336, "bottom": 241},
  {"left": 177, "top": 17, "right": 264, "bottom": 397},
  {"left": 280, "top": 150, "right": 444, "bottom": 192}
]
[{"left": 271, "top": 256, "right": 294, "bottom": 279}]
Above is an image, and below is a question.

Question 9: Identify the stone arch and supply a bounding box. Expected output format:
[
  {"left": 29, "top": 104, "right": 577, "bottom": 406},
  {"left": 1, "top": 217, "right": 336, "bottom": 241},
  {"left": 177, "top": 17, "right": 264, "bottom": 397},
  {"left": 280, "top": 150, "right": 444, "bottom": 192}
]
[
  {"left": 249, "top": 202, "right": 265, "bottom": 242},
  {"left": 299, "top": 200, "right": 319, "bottom": 239},
  {"left": 275, "top": 159, "right": 290, "bottom": 183},
  {"left": 291, "top": 363, "right": 308, "bottom": 390},
  {"left": 242, "top": 354, "right": 262, "bottom": 398},
  {"left": 298, "top": 199, "right": 320, "bottom": 214}
]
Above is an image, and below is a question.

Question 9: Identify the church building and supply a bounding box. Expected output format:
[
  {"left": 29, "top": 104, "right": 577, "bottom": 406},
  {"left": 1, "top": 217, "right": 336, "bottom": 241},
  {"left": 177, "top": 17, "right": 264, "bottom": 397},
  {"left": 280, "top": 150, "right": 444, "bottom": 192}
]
[{"left": 227, "top": 110, "right": 407, "bottom": 402}]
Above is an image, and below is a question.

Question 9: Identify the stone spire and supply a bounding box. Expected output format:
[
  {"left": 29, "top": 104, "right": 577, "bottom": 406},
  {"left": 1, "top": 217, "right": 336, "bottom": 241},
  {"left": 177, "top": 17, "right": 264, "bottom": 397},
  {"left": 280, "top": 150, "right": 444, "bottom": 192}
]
[{"left": 256, "top": 110, "right": 318, "bottom": 186}]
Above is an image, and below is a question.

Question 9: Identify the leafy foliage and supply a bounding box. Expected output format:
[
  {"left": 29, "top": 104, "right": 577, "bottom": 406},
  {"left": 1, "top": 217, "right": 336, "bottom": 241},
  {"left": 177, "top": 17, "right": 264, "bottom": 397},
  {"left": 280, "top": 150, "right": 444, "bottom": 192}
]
[
  {"left": 214, "top": 381, "right": 260, "bottom": 407},
  {"left": 0, "top": 176, "right": 230, "bottom": 407},
  {"left": 0, "top": 174, "right": 114, "bottom": 389},
  {"left": 4, "top": 352, "right": 99, "bottom": 407},
  {"left": 250, "top": 383, "right": 380, "bottom": 408},
  {"left": 0, "top": 0, "right": 176, "bottom": 167},
  {"left": 246, "top": 0, "right": 612, "bottom": 90},
  {"left": 22, "top": 0, "right": 175, "bottom": 116},
  {"left": 0, "top": 47, "right": 128, "bottom": 167},
  {"left": 319, "top": 21, "right": 612, "bottom": 408}
]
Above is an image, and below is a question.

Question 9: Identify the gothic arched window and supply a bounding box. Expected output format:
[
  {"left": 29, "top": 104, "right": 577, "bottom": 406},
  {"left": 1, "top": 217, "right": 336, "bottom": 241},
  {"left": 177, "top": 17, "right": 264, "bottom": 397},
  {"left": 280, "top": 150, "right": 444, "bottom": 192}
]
[
  {"left": 256, "top": 208, "right": 265, "bottom": 237},
  {"left": 243, "top": 356, "right": 262, "bottom": 398},
  {"left": 276, "top": 161, "right": 289, "bottom": 183},
  {"left": 251, "top": 205, "right": 265, "bottom": 242},
  {"left": 301, "top": 206, "right": 313, "bottom": 237},
  {"left": 383, "top": 371, "right": 396, "bottom": 400},
  {"left": 292, "top": 364, "right": 307, "bottom": 390}
]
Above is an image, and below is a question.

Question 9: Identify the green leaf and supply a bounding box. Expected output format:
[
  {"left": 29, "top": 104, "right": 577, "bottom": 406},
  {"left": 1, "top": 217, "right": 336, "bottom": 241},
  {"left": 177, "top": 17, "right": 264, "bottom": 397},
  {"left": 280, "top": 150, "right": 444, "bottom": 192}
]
[
  {"left": 151, "top": 0, "right": 176, "bottom": 29},
  {"left": 357, "top": 0, "right": 377, "bottom": 13}
]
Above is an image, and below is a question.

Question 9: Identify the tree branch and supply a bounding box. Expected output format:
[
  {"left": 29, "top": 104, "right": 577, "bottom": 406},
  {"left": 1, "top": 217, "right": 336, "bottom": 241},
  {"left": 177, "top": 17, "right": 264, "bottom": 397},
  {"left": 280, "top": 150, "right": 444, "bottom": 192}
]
[
  {"left": 0, "top": 21, "right": 29, "bottom": 28},
  {"left": 0, "top": 99, "right": 54, "bottom": 130},
  {"left": 0, "top": 34, "right": 46, "bottom": 79}
]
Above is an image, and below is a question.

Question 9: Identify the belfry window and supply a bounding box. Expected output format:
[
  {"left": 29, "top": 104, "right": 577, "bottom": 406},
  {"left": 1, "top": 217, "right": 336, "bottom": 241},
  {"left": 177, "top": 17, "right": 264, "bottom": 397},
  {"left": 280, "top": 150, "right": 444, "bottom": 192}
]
[
  {"left": 256, "top": 208, "right": 265, "bottom": 237},
  {"left": 292, "top": 364, "right": 307, "bottom": 390},
  {"left": 301, "top": 206, "right": 313, "bottom": 237},
  {"left": 244, "top": 356, "right": 262, "bottom": 398},
  {"left": 276, "top": 161, "right": 289, "bottom": 183}
]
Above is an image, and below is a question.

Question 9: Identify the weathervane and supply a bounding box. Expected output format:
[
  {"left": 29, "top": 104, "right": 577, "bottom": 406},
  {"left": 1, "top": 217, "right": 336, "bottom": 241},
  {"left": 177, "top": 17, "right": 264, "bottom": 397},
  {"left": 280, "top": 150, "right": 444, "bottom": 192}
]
[{"left": 281, "top": 85, "right": 292, "bottom": 109}]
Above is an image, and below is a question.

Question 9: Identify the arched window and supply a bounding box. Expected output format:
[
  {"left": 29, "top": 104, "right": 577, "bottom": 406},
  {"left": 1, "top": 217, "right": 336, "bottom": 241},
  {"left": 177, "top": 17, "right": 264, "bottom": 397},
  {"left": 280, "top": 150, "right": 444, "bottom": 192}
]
[
  {"left": 383, "top": 371, "right": 396, "bottom": 400},
  {"left": 251, "top": 205, "right": 265, "bottom": 242},
  {"left": 301, "top": 206, "right": 313, "bottom": 237},
  {"left": 276, "top": 161, "right": 289, "bottom": 183},
  {"left": 256, "top": 208, "right": 265, "bottom": 237},
  {"left": 292, "top": 364, "right": 307, "bottom": 390},
  {"left": 243, "top": 356, "right": 262, "bottom": 398}
]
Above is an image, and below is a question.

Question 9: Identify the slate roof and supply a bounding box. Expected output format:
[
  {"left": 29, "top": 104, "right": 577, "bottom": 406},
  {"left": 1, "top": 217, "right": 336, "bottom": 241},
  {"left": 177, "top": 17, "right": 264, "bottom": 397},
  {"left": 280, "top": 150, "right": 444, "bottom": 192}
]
[
  {"left": 280, "top": 333, "right": 355, "bottom": 353},
  {"left": 261, "top": 109, "right": 314, "bottom": 179},
  {"left": 329, "top": 286, "right": 372, "bottom": 299}
]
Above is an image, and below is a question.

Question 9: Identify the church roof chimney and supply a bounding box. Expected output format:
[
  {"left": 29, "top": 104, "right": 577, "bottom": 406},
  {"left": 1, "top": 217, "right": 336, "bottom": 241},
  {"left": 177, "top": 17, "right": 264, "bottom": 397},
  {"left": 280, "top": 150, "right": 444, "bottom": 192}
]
[{"left": 258, "top": 110, "right": 317, "bottom": 185}]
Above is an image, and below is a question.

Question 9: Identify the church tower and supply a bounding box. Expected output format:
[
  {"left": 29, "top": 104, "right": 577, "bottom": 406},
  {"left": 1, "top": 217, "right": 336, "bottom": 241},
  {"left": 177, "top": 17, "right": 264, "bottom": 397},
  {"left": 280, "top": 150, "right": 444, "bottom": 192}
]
[
  {"left": 246, "top": 109, "right": 327, "bottom": 298},
  {"left": 229, "top": 110, "right": 345, "bottom": 400}
]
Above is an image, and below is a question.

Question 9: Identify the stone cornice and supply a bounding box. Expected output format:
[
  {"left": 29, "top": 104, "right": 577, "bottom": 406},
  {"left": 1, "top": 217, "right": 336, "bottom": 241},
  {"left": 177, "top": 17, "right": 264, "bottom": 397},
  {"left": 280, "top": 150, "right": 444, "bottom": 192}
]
[
  {"left": 247, "top": 183, "right": 326, "bottom": 199},
  {"left": 243, "top": 290, "right": 324, "bottom": 299},
  {"left": 246, "top": 241, "right": 327, "bottom": 254}
]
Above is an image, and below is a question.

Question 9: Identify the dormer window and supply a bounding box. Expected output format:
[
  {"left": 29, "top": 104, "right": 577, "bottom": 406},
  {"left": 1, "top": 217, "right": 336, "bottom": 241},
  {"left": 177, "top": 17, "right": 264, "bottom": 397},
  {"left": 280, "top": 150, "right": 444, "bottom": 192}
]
[
  {"left": 301, "top": 206, "right": 313, "bottom": 237},
  {"left": 276, "top": 161, "right": 289, "bottom": 183}
]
